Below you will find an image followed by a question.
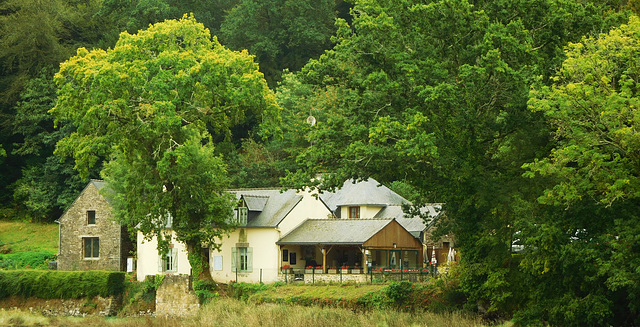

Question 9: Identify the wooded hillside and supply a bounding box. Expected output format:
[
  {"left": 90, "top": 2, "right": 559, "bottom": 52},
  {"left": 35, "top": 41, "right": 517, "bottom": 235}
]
[{"left": 1, "top": 0, "right": 639, "bottom": 325}]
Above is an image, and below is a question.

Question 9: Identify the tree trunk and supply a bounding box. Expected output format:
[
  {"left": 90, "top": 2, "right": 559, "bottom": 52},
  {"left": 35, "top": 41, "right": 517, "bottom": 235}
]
[{"left": 186, "top": 241, "right": 213, "bottom": 282}]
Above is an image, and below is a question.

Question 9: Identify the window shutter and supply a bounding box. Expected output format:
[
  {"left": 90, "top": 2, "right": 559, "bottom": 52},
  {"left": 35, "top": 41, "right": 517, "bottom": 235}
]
[
  {"left": 172, "top": 249, "right": 178, "bottom": 272},
  {"left": 158, "top": 254, "right": 163, "bottom": 272},
  {"left": 231, "top": 247, "right": 237, "bottom": 273},
  {"left": 247, "top": 247, "right": 253, "bottom": 272}
]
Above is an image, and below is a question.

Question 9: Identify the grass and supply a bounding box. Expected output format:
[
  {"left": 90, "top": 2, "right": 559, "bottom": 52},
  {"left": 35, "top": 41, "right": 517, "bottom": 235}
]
[
  {"left": 0, "top": 220, "right": 58, "bottom": 254},
  {"left": 250, "top": 283, "right": 387, "bottom": 301},
  {"left": 0, "top": 298, "right": 487, "bottom": 327}
]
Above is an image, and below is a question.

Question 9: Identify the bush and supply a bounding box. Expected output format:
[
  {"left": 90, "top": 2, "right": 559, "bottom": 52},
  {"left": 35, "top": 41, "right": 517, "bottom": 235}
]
[
  {"left": 0, "top": 251, "right": 56, "bottom": 270},
  {"left": 356, "top": 290, "right": 391, "bottom": 309},
  {"left": 194, "top": 280, "right": 218, "bottom": 304},
  {"left": 0, "top": 270, "right": 125, "bottom": 299},
  {"left": 229, "top": 282, "right": 271, "bottom": 302},
  {"left": 386, "top": 281, "right": 414, "bottom": 306}
]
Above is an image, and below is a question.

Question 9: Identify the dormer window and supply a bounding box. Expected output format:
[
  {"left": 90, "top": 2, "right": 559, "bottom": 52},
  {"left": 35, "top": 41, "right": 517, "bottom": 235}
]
[
  {"left": 349, "top": 206, "right": 360, "bottom": 219},
  {"left": 87, "top": 210, "right": 96, "bottom": 225},
  {"left": 237, "top": 207, "right": 248, "bottom": 226}
]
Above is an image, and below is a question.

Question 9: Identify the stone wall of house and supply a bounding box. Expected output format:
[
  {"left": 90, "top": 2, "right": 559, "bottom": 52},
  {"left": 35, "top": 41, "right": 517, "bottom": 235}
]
[
  {"left": 58, "top": 182, "right": 123, "bottom": 271},
  {"left": 156, "top": 275, "right": 200, "bottom": 317}
]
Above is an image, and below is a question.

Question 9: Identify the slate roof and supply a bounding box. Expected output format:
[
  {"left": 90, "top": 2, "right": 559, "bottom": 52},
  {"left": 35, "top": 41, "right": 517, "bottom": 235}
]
[
  {"left": 228, "top": 189, "right": 302, "bottom": 227},
  {"left": 89, "top": 179, "right": 114, "bottom": 204},
  {"left": 375, "top": 204, "right": 443, "bottom": 237},
  {"left": 91, "top": 179, "right": 107, "bottom": 191},
  {"left": 319, "top": 178, "right": 409, "bottom": 211},
  {"left": 242, "top": 195, "right": 269, "bottom": 211},
  {"left": 277, "top": 219, "right": 394, "bottom": 245}
]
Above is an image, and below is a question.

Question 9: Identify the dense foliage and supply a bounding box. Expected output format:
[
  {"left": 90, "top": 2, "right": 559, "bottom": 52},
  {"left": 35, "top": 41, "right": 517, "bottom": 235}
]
[
  {"left": 52, "top": 15, "right": 280, "bottom": 281},
  {"left": 0, "top": 0, "right": 344, "bottom": 220},
  {"left": 3, "top": 0, "right": 640, "bottom": 324},
  {"left": 276, "top": 0, "right": 637, "bottom": 325},
  {"left": 0, "top": 251, "right": 56, "bottom": 270},
  {"left": 0, "top": 270, "right": 125, "bottom": 299}
]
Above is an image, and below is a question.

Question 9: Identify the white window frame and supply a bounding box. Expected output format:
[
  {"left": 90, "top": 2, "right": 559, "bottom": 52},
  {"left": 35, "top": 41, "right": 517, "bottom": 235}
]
[
  {"left": 159, "top": 247, "right": 177, "bottom": 273},
  {"left": 231, "top": 247, "right": 253, "bottom": 273},
  {"left": 237, "top": 207, "right": 248, "bottom": 226}
]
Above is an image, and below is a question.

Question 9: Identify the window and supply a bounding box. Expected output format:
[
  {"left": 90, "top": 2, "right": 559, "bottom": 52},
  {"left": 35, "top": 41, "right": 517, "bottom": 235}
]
[
  {"left": 164, "top": 213, "right": 173, "bottom": 229},
  {"left": 239, "top": 247, "right": 248, "bottom": 271},
  {"left": 159, "top": 247, "right": 177, "bottom": 272},
  {"left": 232, "top": 247, "right": 253, "bottom": 273},
  {"left": 348, "top": 206, "right": 360, "bottom": 219},
  {"left": 87, "top": 210, "right": 96, "bottom": 225},
  {"left": 83, "top": 237, "right": 99, "bottom": 258},
  {"left": 289, "top": 252, "right": 296, "bottom": 265},
  {"left": 237, "top": 207, "right": 248, "bottom": 226}
]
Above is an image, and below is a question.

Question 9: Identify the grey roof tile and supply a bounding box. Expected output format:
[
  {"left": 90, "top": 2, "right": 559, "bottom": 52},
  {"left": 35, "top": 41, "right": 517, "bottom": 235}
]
[
  {"left": 277, "top": 219, "right": 393, "bottom": 244},
  {"left": 242, "top": 195, "right": 269, "bottom": 211},
  {"left": 319, "top": 178, "right": 409, "bottom": 211},
  {"left": 228, "top": 189, "right": 302, "bottom": 227},
  {"left": 375, "top": 204, "right": 442, "bottom": 233}
]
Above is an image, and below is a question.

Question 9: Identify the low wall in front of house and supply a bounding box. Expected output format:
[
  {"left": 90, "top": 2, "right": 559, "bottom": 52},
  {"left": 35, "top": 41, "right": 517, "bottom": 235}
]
[
  {"left": 0, "top": 296, "right": 120, "bottom": 317},
  {"left": 156, "top": 275, "right": 199, "bottom": 317},
  {"left": 277, "top": 270, "right": 442, "bottom": 283}
]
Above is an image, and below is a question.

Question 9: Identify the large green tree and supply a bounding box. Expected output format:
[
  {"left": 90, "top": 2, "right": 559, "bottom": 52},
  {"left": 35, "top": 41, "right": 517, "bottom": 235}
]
[
  {"left": 522, "top": 16, "right": 640, "bottom": 325},
  {"left": 96, "top": 0, "right": 240, "bottom": 48},
  {"left": 527, "top": 15, "right": 640, "bottom": 206},
  {"left": 52, "top": 15, "right": 280, "bottom": 280},
  {"left": 278, "top": 0, "right": 629, "bottom": 323},
  {"left": 0, "top": 0, "right": 106, "bottom": 214},
  {"left": 220, "top": 0, "right": 340, "bottom": 87},
  {"left": 11, "top": 68, "right": 94, "bottom": 221}
]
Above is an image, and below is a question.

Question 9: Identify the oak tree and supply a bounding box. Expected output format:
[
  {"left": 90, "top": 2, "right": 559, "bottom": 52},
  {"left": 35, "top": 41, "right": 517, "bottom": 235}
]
[{"left": 52, "top": 15, "right": 279, "bottom": 280}]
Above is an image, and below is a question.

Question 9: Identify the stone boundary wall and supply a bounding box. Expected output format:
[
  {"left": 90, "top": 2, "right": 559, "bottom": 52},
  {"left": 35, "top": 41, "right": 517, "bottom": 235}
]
[
  {"left": 0, "top": 296, "right": 120, "bottom": 317},
  {"left": 156, "top": 274, "right": 200, "bottom": 317}
]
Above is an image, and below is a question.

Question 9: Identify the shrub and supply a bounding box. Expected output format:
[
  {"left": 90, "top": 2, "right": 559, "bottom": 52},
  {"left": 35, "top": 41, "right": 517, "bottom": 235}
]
[
  {"left": 0, "top": 270, "right": 125, "bottom": 299},
  {"left": 386, "top": 281, "right": 414, "bottom": 306},
  {"left": 229, "top": 282, "right": 271, "bottom": 302},
  {"left": 356, "top": 290, "right": 391, "bottom": 309},
  {"left": 0, "top": 251, "right": 56, "bottom": 270},
  {"left": 194, "top": 280, "right": 219, "bottom": 304}
]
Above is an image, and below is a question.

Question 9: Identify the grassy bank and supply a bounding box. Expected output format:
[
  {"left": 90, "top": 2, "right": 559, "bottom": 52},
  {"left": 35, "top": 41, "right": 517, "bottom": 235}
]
[
  {"left": 0, "top": 221, "right": 58, "bottom": 254},
  {"left": 0, "top": 297, "right": 486, "bottom": 327}
]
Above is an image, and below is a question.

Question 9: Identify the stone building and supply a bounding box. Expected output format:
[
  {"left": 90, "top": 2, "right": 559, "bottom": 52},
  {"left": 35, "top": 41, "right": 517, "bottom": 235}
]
[{"left": 57, "top": 180, "right": 133, "bottom": 271}]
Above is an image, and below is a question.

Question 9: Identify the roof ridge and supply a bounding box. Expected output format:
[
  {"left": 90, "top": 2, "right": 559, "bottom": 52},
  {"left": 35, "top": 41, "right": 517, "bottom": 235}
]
[
  {"left": 227, "top": 187, "right": 283, "bottom": 191},
  {"left": 306, "top": 218, "right": 394, "bottom": 221}
]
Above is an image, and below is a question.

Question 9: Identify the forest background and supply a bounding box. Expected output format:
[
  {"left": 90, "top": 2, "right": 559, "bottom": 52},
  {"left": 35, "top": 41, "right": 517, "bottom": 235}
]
[{"left": 2, "top": 0, "right": 640, "bottom": 325}]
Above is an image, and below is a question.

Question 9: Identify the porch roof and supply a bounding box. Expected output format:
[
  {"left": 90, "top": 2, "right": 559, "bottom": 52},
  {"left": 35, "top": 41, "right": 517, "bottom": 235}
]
[{"left": 277, "top": 219, "right": 393, "bottom": 245}]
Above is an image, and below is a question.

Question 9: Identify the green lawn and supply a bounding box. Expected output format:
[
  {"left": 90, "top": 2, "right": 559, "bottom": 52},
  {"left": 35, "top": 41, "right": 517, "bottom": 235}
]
[
  {"left": 0, "top": 221, "right": 58, "bottom": 254},
  {"left": 254, "top": 283, "right": 387, "bottom": 301}
]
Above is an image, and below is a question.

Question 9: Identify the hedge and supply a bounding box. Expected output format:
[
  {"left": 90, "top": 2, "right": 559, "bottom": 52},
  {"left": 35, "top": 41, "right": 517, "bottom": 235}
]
[
  {"left": 0, "top": 251, "right": 56, "bottom": 270},
  {"left": 0, "top": 270, "right": 125, "bottom": 299}
]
